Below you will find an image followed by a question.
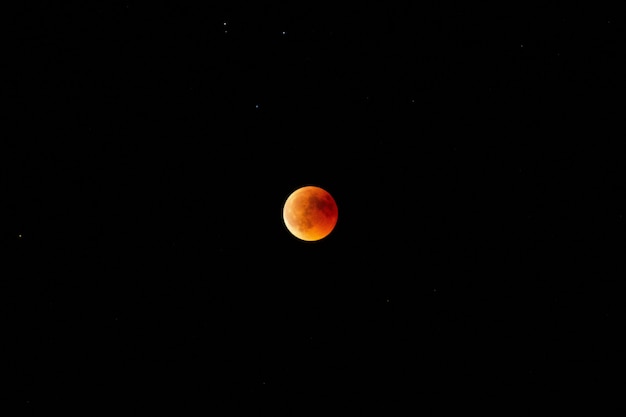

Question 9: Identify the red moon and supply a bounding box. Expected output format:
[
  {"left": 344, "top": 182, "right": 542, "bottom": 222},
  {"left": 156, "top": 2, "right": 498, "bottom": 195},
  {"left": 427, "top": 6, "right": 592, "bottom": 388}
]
[{"left": 283, "top": 186, "right": 338, "bottom": 241}]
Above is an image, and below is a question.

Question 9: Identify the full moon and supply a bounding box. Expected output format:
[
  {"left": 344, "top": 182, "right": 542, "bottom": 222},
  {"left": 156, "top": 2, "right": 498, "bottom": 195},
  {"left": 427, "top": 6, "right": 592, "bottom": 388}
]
[{"left": 283, "top": 186, "right": 338, "bottom": 241}]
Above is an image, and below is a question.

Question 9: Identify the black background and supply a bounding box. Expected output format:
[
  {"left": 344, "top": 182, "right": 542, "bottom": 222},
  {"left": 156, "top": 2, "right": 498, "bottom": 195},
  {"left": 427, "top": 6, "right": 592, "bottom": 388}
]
[{"left": 5, "top": 2, "right": 623, "bottom": 414}]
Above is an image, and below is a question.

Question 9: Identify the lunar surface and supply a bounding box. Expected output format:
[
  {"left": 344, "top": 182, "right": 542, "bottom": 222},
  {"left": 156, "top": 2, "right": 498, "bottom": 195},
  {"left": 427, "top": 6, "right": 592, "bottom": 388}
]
[{"left": 283, "top": 186, "right": 338, "bottom": 241}]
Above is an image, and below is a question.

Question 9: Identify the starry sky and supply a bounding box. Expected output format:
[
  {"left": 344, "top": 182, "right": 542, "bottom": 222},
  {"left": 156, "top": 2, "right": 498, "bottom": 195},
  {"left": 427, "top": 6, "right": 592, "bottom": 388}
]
[{"left": 7, "top": 2, "right": 623, "bottom": 414}]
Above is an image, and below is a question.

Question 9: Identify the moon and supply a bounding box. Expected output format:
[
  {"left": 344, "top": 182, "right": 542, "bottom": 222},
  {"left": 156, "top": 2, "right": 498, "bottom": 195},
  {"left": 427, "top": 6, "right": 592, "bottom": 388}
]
[{"left": 283, "top": 186, "right": 338, "bottom": 241}]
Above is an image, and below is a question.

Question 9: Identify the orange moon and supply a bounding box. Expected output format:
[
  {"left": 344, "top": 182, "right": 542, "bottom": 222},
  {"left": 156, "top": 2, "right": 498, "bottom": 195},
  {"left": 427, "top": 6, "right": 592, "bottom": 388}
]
[{"left": 283, "top": 186, "right": 338, "bottom": 241}]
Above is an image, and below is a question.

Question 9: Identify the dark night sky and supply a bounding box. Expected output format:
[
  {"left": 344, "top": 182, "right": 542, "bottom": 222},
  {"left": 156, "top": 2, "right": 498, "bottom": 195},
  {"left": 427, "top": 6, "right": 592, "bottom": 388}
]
[{"left": 5, "top": 2, "right": 624, "bottom": 414}]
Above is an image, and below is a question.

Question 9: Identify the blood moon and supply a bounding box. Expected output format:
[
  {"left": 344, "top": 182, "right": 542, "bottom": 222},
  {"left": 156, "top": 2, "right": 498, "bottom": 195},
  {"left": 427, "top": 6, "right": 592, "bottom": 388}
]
[{"left": 283, "top": 186, "right": 338, "bottom": 241}]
